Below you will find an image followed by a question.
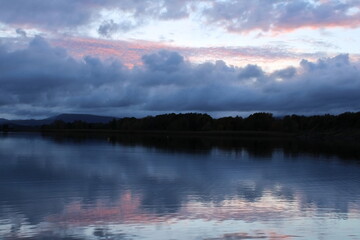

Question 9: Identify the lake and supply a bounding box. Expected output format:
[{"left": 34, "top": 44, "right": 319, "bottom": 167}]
[{"left": 1, "top": 133, "right": 360, "bottom": 240}]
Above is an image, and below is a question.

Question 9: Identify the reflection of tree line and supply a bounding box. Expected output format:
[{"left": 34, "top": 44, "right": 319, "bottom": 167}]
[
  {"left": 41, "top": 132, "right": 360, "bottom": 160},
  {"left": 38, "top": 112, "right": 360, "bottom": 135},
  {"left": 1, "top": 133, "right": 360, "bottom": 237}
]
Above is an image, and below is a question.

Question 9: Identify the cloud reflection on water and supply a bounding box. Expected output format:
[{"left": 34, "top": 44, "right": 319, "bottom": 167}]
[{"left": 1, "top": 133, "right": 360, "bottom": 239}]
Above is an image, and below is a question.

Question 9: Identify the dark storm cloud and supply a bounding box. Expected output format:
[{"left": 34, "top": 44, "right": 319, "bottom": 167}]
[
  {"left": 1, "top": 37, "right": 360, "bottom": 118},
  {"left": 203, "top": 0, "right": 360, "bottom": 33},
  {"left": 0, "top": 36, "right": 127, "bottom": 109},
  {"left": 238, "top": 64, "right": 264, "bottom": 79},
  {"left": 142, "top": 50, "right": 185, "bottom": 73},
  {"left": 271, "top": 67, "right": 297, "bottom": 79}
]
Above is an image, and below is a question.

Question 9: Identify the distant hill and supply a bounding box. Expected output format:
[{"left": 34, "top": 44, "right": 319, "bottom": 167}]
[
  {"left": 0, "top": 118, "right": 9, "bottom": 124},
  {"left": 1, "top": 114, "right": 116, "bottom": 127},
  {"left": 49, "top": 113, "right": 116, "bottom": 123}
]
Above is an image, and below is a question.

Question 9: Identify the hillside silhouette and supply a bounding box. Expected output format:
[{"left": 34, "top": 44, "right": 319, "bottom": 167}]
[{"left": 2, "top": 112, "right": 360, "bottom": 139}]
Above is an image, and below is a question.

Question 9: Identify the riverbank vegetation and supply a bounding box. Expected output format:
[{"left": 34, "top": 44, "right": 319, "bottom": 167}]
[
  {"left": 2, "top": 112, "right": 360, "bottom": 140},
  {"left": 37, "top": 112, "right": 360, "bottom": 138}
]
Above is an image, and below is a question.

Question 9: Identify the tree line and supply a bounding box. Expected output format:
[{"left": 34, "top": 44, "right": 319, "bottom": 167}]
[{"left": 38, "top": 112, "right": 360, "bottom": 133}]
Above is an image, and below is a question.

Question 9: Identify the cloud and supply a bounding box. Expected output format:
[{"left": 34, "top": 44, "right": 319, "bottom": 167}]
[
  {"left": 0, "top": 0, "right": 359, "bottom": 34},
  {"left": 142, "top": 50, "right": 185, "bottom": 73},
  {"left": 0, "top": 36, "right": 127, "bottom": 116},
  {"left": 15, "top": 28, "right": 27, "bottom": 37},
  {"left": 271, "top": 67, "right": 297, "bottom": 80},
  {"left": 204, "top": 232, "right": 298, "bottom": 240},
  {"left": 98, "top": 19, "right": 139, "bottom": 37},
  {"left": 98, "top": 20, "right": 121, "bottom": 37},
  {"left": 238, "top": 64, "right": 264, "bottom": 79},
  {"left": 0, "top": 0, "right": 194, "bottom": 32},
  {"left": 2, "top": 133, "right": 360, "bottom": 233},
  {"left": 1, "top": 37, "right": 360, "bottom": 119},
  {"left": 0, "top": 0, "right": 96, "bottom": 28},
  {"left": 202, "top": 0, "right": 360, "bottom": 33},
  {"left": 51, "top": 37, "right": 323, "bottom": 69}
]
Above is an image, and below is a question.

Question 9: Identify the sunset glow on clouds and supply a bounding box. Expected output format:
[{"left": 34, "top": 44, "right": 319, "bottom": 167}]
[
  {"left": 0, "top": 0, "right": 360, "bottom": 118},
  {"left": 52, "top": 37, "right": 320, "bottom": 69}
]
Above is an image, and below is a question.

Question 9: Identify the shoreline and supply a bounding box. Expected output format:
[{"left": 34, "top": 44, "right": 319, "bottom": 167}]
[
  {"left": 3, "top": 129, "right": 296, "bottom": 138},
  {"left": 3, "top": 128, "right": 360, "bottom": 142},
  {"left": 3, "top": 129, "right": 360, "bottom": 161}
]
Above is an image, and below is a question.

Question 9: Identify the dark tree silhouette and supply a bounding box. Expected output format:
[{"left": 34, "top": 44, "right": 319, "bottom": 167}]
[{"left": 36, "top": 111, "right": 360, "bottom": 137}]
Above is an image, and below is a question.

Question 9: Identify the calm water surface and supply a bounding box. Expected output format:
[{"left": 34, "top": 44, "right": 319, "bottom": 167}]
[{"left": 1, "top": 133, "right": 360, "bottom": 240}]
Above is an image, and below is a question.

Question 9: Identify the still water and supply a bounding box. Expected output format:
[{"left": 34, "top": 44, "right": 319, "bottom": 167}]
[{"left": 1, "top": 133, "right": 360, "bottom": 240}]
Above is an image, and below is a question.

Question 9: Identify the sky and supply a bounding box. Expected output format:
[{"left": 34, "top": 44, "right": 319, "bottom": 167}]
[{"left": 0, "top": 0, "right": 360, "bottom": 119}]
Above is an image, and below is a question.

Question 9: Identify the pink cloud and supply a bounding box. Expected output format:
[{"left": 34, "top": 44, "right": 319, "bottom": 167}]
[
  {"left": 46, "top": 191, "right": 297, "bottom": 227},
  {"left": 52, "top": 37, "right": 320, "bottom": 69},
  {"left": 203, "top": 0, "right": 360, "bottom": 34}
]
